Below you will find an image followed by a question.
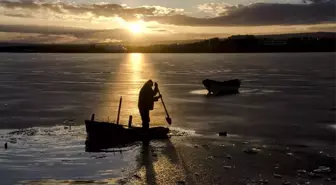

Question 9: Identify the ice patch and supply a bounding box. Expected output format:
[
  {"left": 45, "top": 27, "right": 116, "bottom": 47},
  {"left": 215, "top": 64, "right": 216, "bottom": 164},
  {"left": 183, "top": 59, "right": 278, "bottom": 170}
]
[
  {"left": 169, "top": 127, "right": 201, "bottom": 137},
  {"left": 190, "top": 88, "right": 281, "bottom": 96},
  {"left": 240, "top": 88, "right": 281, "bottom": 95},
  {"left": 330, "top": 124, "right": 336, "bottom": 130},
  {"left": 189, "top": 89, "right": 208, "bottom": 95},
  {"left": 170, "top": 97, "right": 205, "bottom": 103}
]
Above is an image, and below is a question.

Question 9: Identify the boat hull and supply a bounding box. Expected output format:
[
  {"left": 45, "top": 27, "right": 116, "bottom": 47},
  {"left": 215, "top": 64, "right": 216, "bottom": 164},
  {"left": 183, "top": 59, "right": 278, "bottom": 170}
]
[
  {"left": 85, "top": 120, "right": 169, "bottom": 151},
  {"left": 202, "top": 79, "right": 241, "bottom": 95}
]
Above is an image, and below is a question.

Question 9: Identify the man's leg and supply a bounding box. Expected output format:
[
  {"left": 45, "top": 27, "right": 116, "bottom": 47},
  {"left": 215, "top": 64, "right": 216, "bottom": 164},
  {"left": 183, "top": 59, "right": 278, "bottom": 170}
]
[
  {"left": 140, "top": 109, "right": 150, "bottom": 129},
  {"left": 143, "top": 109, "right": 150, "bottom": 129}
]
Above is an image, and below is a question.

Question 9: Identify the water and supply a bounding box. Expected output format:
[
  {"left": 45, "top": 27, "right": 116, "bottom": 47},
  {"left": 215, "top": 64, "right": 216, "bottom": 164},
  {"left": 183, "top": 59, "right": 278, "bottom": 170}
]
[
  {"left": 0, "top": 53, "right": 335, "bottom": 184},
  {"left": 0, "top": 53, "right": 334, "bottom": 139}
]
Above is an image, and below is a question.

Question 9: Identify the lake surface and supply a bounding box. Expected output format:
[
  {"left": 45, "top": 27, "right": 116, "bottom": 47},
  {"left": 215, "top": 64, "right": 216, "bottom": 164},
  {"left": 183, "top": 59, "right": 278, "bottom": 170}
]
[
  {"left": 0, "top": 53, "right": 335, "bottom": 185},
  {"left": 0, "top": 53, "right": 335, "bottom": 140}
]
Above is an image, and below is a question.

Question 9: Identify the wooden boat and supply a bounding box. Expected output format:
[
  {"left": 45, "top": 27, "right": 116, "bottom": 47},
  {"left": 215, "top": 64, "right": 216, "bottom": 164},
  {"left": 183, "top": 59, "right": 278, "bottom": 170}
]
[
  {"left": 85, "top": 119, "right": 169, "bottom": 151},
  {"left": 202, "top": 79, "right": 241, "bottom": 95},
  {"left": 84, "top": 96, "right": 170, "bottom": 151}
]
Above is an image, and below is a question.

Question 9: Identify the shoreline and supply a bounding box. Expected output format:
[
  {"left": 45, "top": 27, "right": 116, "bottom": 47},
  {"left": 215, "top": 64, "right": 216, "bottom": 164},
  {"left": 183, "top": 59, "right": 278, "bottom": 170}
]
[{"left": 1, "top": 126, "right": 335, "bottom": 185}]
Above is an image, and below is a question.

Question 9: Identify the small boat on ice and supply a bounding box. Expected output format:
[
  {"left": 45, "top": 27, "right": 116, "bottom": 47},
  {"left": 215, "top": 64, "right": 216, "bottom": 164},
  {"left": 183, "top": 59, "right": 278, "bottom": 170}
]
[
  {"left": 84, "top": 91, "right": 172, "bottom": 151},
  {"left": 85, "top": 119, "right": 169, "bottom": 151},
  {"left": 85, "top": 120, "right": 169, "bottom": 141},
  {"left": 202, "top": 79, "right": 241, "bottom": 95}
]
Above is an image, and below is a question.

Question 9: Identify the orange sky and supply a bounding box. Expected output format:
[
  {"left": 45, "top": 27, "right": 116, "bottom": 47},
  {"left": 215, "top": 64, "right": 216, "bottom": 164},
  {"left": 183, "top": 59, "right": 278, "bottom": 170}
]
[{"left": 0, "top": 0, "right": 334, "bottom": 44}]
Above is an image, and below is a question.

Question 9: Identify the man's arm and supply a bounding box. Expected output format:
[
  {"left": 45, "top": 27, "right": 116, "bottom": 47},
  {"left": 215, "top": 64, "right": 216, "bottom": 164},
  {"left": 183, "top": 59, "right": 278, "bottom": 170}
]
[
  {"left": 153, "top": 82, "right": 159, "bottom": 95},
  {"left": 153, "top": 94, "right": 162, "bottom": 102},
  {"left": 152, "top": 82, "right": 161, "bottom": 101}
]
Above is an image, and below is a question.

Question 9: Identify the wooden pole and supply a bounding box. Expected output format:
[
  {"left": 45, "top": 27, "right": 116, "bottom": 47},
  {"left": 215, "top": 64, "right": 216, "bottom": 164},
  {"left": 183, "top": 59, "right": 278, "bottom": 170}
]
[
  {"left": 91, "top": 113, "right": 95, "bottom": 121},
  {"left": 128, "top": 115, "right": 132, "bottom": 128},
  {"left": 157, "top": 88, "right": 172, "bottom": 125},
  {"left": 116, "top": 96, "right": 122, "bottom": 125}
]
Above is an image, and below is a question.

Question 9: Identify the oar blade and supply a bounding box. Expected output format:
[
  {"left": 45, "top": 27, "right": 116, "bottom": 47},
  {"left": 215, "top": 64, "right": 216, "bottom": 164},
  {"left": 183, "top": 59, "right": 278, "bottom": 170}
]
[{"left": 166, "top": 117, "right": 172, "bottom": 125}]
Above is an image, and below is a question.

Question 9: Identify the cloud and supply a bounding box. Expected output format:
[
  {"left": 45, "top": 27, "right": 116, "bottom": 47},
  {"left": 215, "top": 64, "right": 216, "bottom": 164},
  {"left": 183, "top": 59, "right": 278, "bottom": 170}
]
[
  {"left": 153, "top": 29, "right": 170, "bottom": 32},
  {"left": 0, "top": 0, "right": 183, "bottom": 21},
  {"left": 0, "top": 24, "right": 97, "bottom": 36},
  {"left": 0, "top": 0, "right": 334, "bottom": 30},
  {"left": 0, "top": 24, "right": 133, "bottom": 43},
  {"left": 198, "top": 2, "right": 233, "bottom": 16},
  {"left": 148, "top": 1, "right": 335, "bottom": 26},
  {"left": 3, "top": 12, "right": 33, "bottom": 18},
  {"left": 1, "top": 23, "right": 334, "bottom": 45},
  {"left": 146, "top": 5, "right": 184, "bottom": 16},
  {"left": 6, "top": 33, "right": 78, "bottom": 44},
  {"left": 0, "top": 0, "right": 334, "bottom": 27},
  {"left": 0, "top": 23, "right": 233, "bottom": 44}
]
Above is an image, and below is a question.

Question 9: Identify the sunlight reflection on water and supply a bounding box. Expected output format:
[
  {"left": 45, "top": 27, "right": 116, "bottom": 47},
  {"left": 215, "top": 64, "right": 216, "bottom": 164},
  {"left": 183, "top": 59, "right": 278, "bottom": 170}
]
[{"left": 96, "top": 53, "right": 163, "bottom": 127}]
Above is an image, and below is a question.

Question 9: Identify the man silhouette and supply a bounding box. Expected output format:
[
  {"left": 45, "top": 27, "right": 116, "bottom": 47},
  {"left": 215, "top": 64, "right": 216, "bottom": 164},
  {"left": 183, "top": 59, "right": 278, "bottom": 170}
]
[{"left": 138, "top": 80, "right": 161, "bottom": 129}]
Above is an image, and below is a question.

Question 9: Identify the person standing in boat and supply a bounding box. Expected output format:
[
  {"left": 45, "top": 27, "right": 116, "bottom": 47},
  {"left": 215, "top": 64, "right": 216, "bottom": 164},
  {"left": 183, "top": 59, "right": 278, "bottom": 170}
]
[{"left": 138, "top": 80, "right": 161, "bottom": 129}]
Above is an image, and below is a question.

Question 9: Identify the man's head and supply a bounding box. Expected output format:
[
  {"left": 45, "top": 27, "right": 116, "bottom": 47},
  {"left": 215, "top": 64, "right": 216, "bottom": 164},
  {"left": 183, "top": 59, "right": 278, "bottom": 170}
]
[{"left": 146, "top": 79, "right": 154, "bottom": 87}]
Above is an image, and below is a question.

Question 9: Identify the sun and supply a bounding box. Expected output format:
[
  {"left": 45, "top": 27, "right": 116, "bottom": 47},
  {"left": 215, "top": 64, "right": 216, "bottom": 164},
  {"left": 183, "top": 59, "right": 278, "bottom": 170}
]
[{"left": 128, "top": 23, "right": 143, "bottom": 34}]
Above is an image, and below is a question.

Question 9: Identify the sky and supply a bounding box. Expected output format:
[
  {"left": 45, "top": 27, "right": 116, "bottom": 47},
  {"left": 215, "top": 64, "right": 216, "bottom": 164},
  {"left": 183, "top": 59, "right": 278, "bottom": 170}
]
[{"left": 0, "top": 0, "right": 334, "bottom": 44}]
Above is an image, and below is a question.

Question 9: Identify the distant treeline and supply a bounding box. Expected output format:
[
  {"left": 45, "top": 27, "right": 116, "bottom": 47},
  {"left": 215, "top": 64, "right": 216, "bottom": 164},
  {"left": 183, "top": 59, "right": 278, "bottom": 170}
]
[
  {"left": 0, "top": 34, "right": 335, "bottom": 53},
  {"left": 126, "top": 35, "right": 336, "bottom": 53}
]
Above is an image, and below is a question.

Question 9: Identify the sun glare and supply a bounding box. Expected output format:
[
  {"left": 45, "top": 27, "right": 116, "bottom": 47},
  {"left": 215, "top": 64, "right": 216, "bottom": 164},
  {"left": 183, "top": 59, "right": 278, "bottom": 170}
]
[{"left": 129, "top": 23, "right": 143, "bottom": 34}]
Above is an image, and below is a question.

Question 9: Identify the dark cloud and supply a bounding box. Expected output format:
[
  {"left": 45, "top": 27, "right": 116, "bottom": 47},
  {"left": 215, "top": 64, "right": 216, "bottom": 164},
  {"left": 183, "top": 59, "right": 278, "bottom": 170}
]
[
  {"left": 154, "top": 29, "right": 170, "bottom": 32},
  {"left": 3, "top": 12, "right": 33, "bottom": 18},
  {"left": 303, "top": 0, "right": 333, "bottom": 3},
  {"left": 0, "top": 24, "right": 230, "bottom": 44},
  {"left": 0, "top": 24, "right": 135, "bottom": 42},
  {"left": 146, "top": 1, "right": 335, "bottom": 26},
  {"left": 0, "top": 24, "right": 98, "bottom": 36},
  {"left": 6, "top": 33, "right": 78, "bottom": 44}
]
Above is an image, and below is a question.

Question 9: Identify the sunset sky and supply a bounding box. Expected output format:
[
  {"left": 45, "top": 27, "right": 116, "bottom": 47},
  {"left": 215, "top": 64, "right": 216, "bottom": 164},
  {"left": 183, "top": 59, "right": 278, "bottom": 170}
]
[{"left": 0, "top": 0, "right": 335, "bottom": 44}]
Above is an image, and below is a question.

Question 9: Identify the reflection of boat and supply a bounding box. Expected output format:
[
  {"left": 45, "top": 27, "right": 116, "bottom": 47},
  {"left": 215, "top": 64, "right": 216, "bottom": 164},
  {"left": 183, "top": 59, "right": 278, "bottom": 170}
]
[
  {"left": 85, "top": 120, "right": 169, "bottom": 151},
  {"left": 202, "top": 79, "right": 241, "bottom": 95}
]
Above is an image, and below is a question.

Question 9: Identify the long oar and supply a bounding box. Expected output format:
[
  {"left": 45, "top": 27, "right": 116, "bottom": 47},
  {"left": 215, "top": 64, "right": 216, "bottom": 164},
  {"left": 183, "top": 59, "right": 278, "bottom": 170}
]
[{"left": 157, "top": 88, "right": 172, "bottom": 125}]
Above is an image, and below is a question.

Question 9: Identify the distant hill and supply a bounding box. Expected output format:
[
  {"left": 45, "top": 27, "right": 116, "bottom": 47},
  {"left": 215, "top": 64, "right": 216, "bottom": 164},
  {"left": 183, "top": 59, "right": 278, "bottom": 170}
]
[
  {"left": 256, "top": 32, "right": 336, "bottom": 39},
  {"left": 126, "top": 33, "right": 336, "bottom": 53},
  {"left": 1, "top": 32, "right": 335, "bottom": 47},
  {"left": 0, "top": 32, "right": 335, "bottom": 53}
]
